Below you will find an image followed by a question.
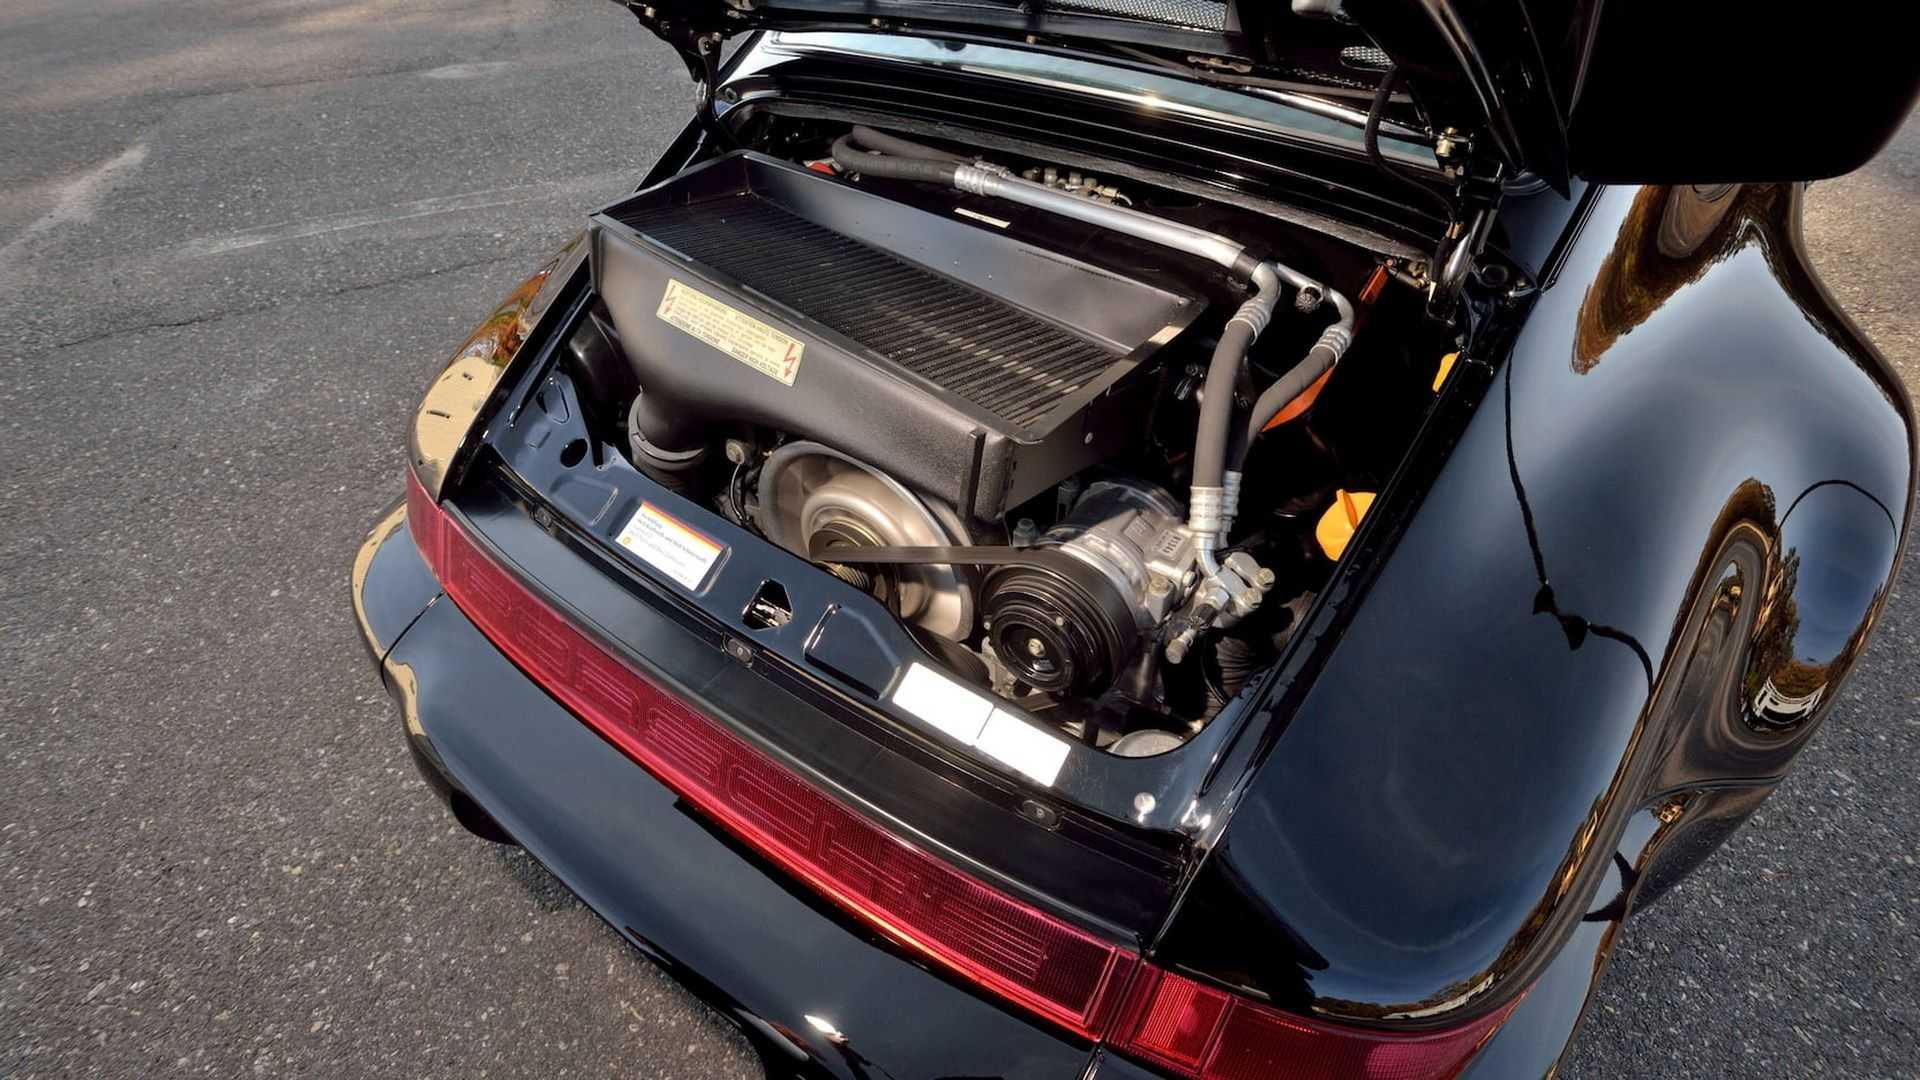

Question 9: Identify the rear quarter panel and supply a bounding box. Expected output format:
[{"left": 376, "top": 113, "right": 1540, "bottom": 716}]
[{"left": 1157, "top": 182, "right": 1915, "bottom": 1066}]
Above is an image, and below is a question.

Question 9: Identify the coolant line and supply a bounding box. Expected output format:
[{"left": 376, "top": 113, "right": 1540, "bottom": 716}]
[
  {"left": 1231, "top": 288, "right": 1356, "bottom": 471},
  {"left": 845, "top": 125, "right": 972, "bottom": 163},
  {"left": 829, "top": 134, "right": 967, "bottom": 186},
  {"left": 1190, "top": 262, "right": 1280, "bottom": 532}
]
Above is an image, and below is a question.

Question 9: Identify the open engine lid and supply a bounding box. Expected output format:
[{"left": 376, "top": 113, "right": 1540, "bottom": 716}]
[{"left": 620, "top": 0, "right": 1919, "bottom": 194}]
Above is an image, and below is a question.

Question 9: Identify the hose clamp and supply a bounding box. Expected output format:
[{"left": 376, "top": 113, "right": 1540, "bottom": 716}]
[
  {"left": 953, "top": 165, "right": 992, "bottom": 197},
  {"left": 1188, "top": 485, "right": 1225, "bottom": 537},
  {"left": 1315, "top": 323, "right": 1354, "bottom": 358},
  {"left": 1226, "top": 298, "right": 1272, "bottom": 338},
  {"left": 1219, "top": 470, "right": 1243, "bottom": 543}
]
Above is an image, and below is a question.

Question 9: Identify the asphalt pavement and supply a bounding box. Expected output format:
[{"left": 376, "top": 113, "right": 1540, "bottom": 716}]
[{"left": 1, "top": 3, "right": 1915, "bottom": 1077}]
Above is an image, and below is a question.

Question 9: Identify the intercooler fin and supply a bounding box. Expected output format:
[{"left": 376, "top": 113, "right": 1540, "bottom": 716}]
[{"left": 613, "top": 198, "right": 1118, "bottom": 432}]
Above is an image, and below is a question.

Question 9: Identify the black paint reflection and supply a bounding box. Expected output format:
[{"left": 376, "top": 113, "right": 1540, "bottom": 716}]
[
  {"left": 1159, "top": 179, "right": 1912, "bottom": 1029},
  {"left": 1503, "top": 331, "right": 1654, "bottom": 689},
  {"left": 1745, "top": 479, "right": 1897, "bottom": 729}
]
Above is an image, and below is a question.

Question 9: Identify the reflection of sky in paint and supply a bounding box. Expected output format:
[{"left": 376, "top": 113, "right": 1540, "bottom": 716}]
[{"left": 768, "top": 31, "right": 1436, "bottom": 168}]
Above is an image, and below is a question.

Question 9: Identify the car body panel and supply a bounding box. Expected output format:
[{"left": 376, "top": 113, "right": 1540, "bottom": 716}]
[
  {"left": 364, "top": 544, "right": 1101, "bottom": 1080},
  {"left": 445, "top": 461, "right": 1183, "bottom": 936},
  {"left": 349, "top": 498, "right": 440, "bottom": 660},
  {"left": 1156, "top": 180, "right": 1914, "bottom": 1024}
]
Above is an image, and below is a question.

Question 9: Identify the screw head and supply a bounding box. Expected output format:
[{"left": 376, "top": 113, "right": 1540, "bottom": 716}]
[
  {"left": 1019, "top": 799, "right": 1061, "bottom": 830},
  {"left": 723, "top": 638, "right": 752, "bottom": 665}
]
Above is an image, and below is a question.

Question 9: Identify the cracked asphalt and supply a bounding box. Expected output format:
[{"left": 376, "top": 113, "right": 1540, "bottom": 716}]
[{"left": 1, "top": 2, "right": 1914, "bottom": 1077}]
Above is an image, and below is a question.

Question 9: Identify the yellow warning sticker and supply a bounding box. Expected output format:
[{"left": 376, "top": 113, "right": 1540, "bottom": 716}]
[{"left": 656, "top": 279, "right": 804, "bottom": 386}]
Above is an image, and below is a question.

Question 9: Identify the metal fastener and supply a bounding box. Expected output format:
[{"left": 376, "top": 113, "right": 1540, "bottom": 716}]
[
  {"left": 1019, "top": 798, "right": 1061, "bottom": 830},
  {"left": 723, "top": 637, "right": 753, "bottom": 666}
]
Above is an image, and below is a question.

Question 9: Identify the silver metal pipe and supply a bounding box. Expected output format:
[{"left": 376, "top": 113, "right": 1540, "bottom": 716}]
[
  {"left": 1228, "top": 262, "right": 1282, "bottom": 337},
  {"left": 954, "top": 165, "right": 1250, "bottom": 272}
]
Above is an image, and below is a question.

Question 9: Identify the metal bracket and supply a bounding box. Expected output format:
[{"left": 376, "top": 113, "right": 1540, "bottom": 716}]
[
  {"left": 1425, "top": 148, "right": 1506, "bottom": 323},
  {"left": 621, "top": 2, "right": 733, "bottom": 142}
]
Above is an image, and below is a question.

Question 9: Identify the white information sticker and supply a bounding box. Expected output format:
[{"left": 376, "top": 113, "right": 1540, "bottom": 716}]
[
  {"left": 656, "top": 278, "right": 805, "bottom": 386},
  {"left": 888, "top": 665, "right": 1071, "bottom": 786},
  {"left": 953, "top": 207, "right": 1011, "bottom": 229},
  {"left": 976, "top": 709, "right": 1071, "bottom": 787},
  {"left": 889, "top": 663, "right": 994, "bottom": 745},
  {"left": 615, "top": 502, "right": 723, "bottom": 591}
]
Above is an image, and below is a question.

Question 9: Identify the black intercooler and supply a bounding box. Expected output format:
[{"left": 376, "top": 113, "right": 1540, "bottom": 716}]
[{"left": 589, "top": 152, "right": 1204, "bottom": 521}]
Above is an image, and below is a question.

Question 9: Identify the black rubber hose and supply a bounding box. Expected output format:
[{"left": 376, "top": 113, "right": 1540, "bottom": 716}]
[
  {"left": 1232, "top": 341, "right": 1341, "bottom": 469},
  {"left": 1366, "top": 68, "right": 1455, "bottom": 222},
  {"left": 846, "top": 125, "right": 971, "bottom": 163},
  {"left": 1211, "top": 633, "right": 1263, "bottom": 702},
  {"left": 830, "top": 134, "right": 963, "bottom": 185},
  {"left": 1191, "top": 318, "right": 1256, "bottom": 490}
]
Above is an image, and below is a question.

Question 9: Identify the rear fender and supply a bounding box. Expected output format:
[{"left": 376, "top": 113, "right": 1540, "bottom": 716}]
[{"left": 1154, "top": 182, "right": 1914, "bottom": 1041}]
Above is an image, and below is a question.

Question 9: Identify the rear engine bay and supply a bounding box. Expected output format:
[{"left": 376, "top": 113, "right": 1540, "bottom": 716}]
[{"left": 546, "top": 120, "right": 1458, "bottom": 762}]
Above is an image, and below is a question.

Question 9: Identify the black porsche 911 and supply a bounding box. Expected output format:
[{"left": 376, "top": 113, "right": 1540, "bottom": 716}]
[{"left": 350, "top": 2, "right": 1918, "bottom": 1076}]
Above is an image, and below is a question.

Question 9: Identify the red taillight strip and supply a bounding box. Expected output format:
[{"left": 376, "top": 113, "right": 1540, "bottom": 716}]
[
  {"left": 1109, "top": 966, "right": 1516, "bottom": 1080},
  {"left": 405, "top": 470, "right": 1519, "bottom": 1075},
  {"left": 406, "top": 471, "right": 1134, "bottom": 1037}
]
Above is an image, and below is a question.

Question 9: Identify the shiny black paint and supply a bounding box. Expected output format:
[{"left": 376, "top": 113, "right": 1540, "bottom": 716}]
[
  {"left": 1159, "top": 182, "right": 1913, "bottom": 1033},
  {"left": 353, "top": 29, "right": 1916, "bottom": 1079},
  {"left": 360, "top": 523, "right": 1097, "bottom": 1079},
  {"left": 1563, "top": 2, "right": 1920, "bottom": 184},
  {"left": 660, "top": 3, "right": 1920, "bottom": 190},
  {"left": 1342, "top": 0, "right": 1570, "bottom": 189},
  {"left": 456, "top": 459, "right": 1181, "bottom": 935}
]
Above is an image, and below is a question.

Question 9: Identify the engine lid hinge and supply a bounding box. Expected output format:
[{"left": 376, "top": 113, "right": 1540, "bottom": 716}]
[
  {"left": 618, "top": 2, "right": 736, "bottom": 141},
  {"left": 1424, "top": 141, "right": 1505, "bottom": 323}
]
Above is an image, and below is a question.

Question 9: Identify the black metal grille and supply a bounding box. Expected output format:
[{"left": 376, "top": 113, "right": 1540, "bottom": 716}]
[
  {"left": 1339, "top": 44, "right": 1392, "bottom": 70},
  {"left": 1047, "top": 0, "right": 1225, "bottom": 31},
  {"left": 614, "top": 197, "right": 1120, "bottom": 432}
]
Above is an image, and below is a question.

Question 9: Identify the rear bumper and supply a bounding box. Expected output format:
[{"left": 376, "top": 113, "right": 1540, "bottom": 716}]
[{"left": 350, "top": 499, "right": 1099, "bottom": 1080}]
